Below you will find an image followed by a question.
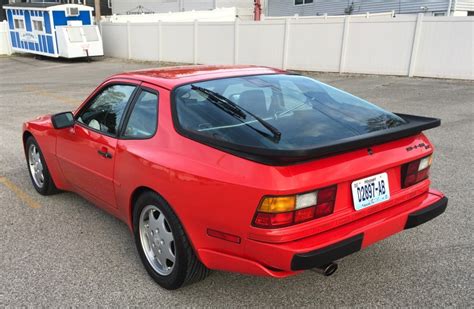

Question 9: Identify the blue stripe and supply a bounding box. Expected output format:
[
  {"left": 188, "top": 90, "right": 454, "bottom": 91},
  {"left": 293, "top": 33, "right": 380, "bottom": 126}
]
[
  {"left": 28, "top": 42, "right": 34, "bottom": 51},
  {"left": 25, "top": 11, "right": 32, "bottom": 32},
  {"left": 15, "top": 32, "right": 21, "bottom": 49},
  {"left": 41, "top": 35, "right": 46, "bottom": 52},
  {"left": 35, "top": 42, "right": 39, "bottom": 51},
  {"left": 44, "top": 12, "right": 51, "bottom": 34},
  {"left": 7, "top": 10, "right": 14, "bottom": 29},
  {"left": 46, "top": 36, "right": 54, "bottom": 54},
  {"left": 17, "top": 34, "right": 23, "bottom": 49},
  {"left": 10, "top": 32, "right": 17, "bottom": 48},
  {"left": 38, "top": 34, "right": 43, "bottom": 52}
]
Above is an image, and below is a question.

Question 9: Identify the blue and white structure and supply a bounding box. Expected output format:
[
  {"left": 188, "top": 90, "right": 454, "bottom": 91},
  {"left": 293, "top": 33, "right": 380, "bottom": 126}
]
[{"left": 3, "top": 3, "right": 103, "bottom": 58}]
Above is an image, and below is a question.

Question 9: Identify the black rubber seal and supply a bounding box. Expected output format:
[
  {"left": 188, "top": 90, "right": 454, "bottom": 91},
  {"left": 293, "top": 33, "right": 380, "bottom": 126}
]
[
  {"left": 291, "top": 234, "right": 363, "bottom": 271},
  {"left": 404, "top": 196, "right": 448, "bottom": 229}
]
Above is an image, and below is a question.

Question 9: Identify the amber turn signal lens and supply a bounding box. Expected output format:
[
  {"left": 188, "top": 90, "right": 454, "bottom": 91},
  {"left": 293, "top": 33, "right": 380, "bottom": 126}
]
[{"left": 258, "top": 196, "right": 296, "bottom": 213}]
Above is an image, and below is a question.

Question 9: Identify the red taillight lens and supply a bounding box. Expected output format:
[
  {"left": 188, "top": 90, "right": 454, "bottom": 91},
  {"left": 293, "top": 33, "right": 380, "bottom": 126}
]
[
  {"left": 317, "top": 186, "right": 337, "bottom": 203},
  {"left": 402, "top": 155, "right": 433, "bottom": 188},
  {"left": 253, "top": 186, "right": 337, "bottom": 228},
  {"left": 254, "top": 212, "right": 294, "bottom": 228},
  {"left": 294, "top": 206, "right": 316, "bottom": 223},
  {"left": 315, "top": 201, "right": 334, "bottom": 218}
]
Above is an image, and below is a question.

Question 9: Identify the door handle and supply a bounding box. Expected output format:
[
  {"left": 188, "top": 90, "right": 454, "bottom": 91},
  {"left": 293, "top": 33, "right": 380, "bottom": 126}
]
[{"left": 97, "top": 149, "right": 112, "bottom": 159}]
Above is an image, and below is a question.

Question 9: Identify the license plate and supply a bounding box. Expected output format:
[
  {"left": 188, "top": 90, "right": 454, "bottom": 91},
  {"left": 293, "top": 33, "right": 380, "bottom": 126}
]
[{"left": 351, "top": 172, "right": 390, "bottom": 211}]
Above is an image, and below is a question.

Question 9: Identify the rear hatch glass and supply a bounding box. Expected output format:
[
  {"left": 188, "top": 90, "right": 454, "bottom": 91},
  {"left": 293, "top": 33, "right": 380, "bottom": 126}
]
[{"left": 172, "top": 74, "right": 439, "bottom": 165}]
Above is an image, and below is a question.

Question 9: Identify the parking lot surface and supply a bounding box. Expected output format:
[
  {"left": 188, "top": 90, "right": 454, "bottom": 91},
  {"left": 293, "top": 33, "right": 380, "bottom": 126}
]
[{"left": 1, "top": 55, "right": 473, "bottom": 307}]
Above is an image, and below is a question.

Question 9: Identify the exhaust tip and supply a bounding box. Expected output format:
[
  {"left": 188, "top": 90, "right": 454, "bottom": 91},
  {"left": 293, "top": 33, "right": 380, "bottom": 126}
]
[
  {"left": 311, "top": 262, "right": 338, "bottom": 276},
  {"left": 323, "top": 263, "right": 338, "bottom": 276}
]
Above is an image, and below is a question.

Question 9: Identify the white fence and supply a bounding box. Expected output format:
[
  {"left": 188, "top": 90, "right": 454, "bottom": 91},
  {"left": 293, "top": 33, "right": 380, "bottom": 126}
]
[
  {"left": 0, "top": 21, "right": 13, "bottom": 56},
  {"left": 99, "top": 15, "right": 473, "bottom": 80}
]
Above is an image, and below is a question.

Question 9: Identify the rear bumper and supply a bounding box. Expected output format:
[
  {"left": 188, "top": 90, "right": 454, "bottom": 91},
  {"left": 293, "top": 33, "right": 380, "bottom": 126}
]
[
  {"left": 291, "top": 196, "right": 447, "bottom": 271},
  {"left": 404, "top": 196, "right": 448, "bottom": 229},
  {"left": 199, "top": 190, "right": 447, "bottom": 277}
]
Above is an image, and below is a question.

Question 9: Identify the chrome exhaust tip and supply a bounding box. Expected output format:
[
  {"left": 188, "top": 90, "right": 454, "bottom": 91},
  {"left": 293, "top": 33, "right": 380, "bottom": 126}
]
[{"left": 311, "top": 262, "right": 338, "bottom": 276}]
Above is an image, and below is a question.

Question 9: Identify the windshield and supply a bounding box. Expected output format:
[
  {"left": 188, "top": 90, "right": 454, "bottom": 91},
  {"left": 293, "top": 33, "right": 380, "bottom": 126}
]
[{"left": 173, "top": 74, "right": 406, "bottom": 151}]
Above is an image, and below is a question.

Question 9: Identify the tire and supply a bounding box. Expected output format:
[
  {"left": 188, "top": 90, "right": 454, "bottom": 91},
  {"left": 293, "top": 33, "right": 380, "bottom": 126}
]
[
  {"left": 133, "top": 191, "right": 210, "bottom": 290},
  {"left": 25, "top": 136, "right": 60, "bottom": 195}
]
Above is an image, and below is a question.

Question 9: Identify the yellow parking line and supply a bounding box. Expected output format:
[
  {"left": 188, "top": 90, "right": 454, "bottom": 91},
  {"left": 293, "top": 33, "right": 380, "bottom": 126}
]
[
  {"left": 24, "top": 85, "right": 79, "bottom": 106},
  {"left": 0, "top": 176, "right": 41, "bottom": 209}
]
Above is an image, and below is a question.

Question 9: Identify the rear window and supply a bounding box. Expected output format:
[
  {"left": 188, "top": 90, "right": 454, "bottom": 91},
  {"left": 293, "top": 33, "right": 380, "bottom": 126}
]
[{"left": 173, "top": 74, "right": 406, "bottom": 152}]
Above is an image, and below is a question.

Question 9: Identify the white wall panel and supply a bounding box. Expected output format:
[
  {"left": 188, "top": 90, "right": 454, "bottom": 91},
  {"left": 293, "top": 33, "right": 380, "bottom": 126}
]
[
  {"left": 160, "top": 22, "right": 194, "bottom": 63},
  {"left": 0, "top": 21, "right": 12, "bottom": 56},
  {"left": 414, "top": 17, "right": 473, "bottom": 79},
  {"left": 238, "top": 21, "right": 285, "bottom": 67},
  {"left": 286, "top": 19, "right": 344, "bottom": 72},
  {"left": 100, "top": 16, "right": 474, "bottom": 80},
  {"left": 344, "top": 16, "right": 417, "bottom": 75},
  {"left": 197, "top": 22, "right": 235, "bottom": 64},
  {"left": 101, "top": 23, "right": 128, "bottom": 58},
  {"left": 129, "top": 23, "right": 160, "bottom": 61}
]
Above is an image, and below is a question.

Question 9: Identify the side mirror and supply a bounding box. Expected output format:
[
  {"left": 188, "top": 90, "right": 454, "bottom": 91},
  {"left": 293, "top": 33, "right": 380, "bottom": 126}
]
[{"left": 51, "top": 112, "right": 75, "bottom": 129}]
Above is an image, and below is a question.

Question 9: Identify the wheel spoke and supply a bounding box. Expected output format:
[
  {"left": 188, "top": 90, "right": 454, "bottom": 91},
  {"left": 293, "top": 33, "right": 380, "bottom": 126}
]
[
  {"left": 161, "top": 229, "right": 173, "bottom": 245},
  {"left": 34, "top": 170, "right": 41, "bottom": 181},
  {"left": 32, "top": 149, "right": 39, "bottom": 161},
  {"left": 163, "top": 245, "right": 175, "bottom": 264},
  {"left": 155, "top": 250, "right": 165, "bottom": 267},
  {"left": 148, "top": 210, "right": 159, "bottom": 230}
]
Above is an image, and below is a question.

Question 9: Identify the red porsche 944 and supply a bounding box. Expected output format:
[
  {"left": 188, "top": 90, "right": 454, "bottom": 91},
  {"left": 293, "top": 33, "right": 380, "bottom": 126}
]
[{"left": 23, "top": 66, "right": 447, "bottom": 289}]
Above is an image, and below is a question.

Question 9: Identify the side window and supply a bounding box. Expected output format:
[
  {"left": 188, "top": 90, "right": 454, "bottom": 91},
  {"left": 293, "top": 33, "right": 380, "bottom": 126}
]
[
  {"left": 32, "top": 20, "right": 44, "bottom": 32},
  {"left": 77, "top": 84, "right": 136, "bottom": 136},
  {"left": 14, "top": 18, "right": 25, "bottom": 30},
  {"left": 123, "top": 90, "right": 158, "bottom": 139}
]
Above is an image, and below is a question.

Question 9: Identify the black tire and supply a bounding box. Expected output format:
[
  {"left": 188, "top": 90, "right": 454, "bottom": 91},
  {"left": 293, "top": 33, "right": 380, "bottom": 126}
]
[
  {"left": 25, "top": 136, "right": 60, "bottom": 195},
  {"left": 133, "top": 191, "right": 210, "bottom": 290}
]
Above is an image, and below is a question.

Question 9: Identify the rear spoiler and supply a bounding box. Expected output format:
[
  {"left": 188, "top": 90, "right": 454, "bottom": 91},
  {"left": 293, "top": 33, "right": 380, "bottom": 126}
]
[{"left": 207, "top": 113, "right": 441, "bottom": 165}]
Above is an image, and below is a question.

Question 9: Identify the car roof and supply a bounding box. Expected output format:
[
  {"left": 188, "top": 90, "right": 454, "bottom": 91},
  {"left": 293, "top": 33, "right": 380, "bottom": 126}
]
[{"left": 111, "top": 65, "right": 286, "bottom": 90}]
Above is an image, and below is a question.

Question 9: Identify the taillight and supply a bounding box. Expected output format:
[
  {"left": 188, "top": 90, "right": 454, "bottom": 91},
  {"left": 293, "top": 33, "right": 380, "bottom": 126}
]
[
  {"left": 253, "top": 186, "right": 337, "bottom": 228},
  {"left": 401, "top": 154, "right": 433, "bottom": 188}
]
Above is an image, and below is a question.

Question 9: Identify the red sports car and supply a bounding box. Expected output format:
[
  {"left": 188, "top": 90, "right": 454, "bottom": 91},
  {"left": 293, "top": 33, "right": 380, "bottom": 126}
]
[{"left": 23, "top": 65, "right": 447, "bottom": 290}]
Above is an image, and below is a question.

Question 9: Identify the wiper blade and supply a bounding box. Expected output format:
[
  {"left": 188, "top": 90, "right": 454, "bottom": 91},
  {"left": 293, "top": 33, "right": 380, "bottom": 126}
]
[
  {"left": 191, "top": 85, "right": 281, "bottom": 143},
  {"left": 191, "top": 85, "right": 246, "bottom": 119}
]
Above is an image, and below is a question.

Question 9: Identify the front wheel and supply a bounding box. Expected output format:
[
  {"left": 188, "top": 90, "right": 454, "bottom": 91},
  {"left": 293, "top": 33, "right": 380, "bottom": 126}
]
[
  {"left": 25, "top": 136, "right": 59, "bottom": 195},
  {"left": 133, "top": 191, "right": 210, "bottom": 290}
]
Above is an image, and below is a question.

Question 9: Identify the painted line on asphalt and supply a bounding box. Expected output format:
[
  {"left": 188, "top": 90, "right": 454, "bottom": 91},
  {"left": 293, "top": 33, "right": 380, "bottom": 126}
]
[
  {"left": 0, "top": 176, "right": 41, "bottom": 209},
  {"left": 24, "top": 85, "right": 80, "bottom": 106}
]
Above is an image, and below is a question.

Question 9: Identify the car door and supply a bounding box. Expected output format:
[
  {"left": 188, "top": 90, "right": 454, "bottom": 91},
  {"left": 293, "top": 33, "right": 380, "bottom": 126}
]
[{"left": 56, "top": 81, "right": 139, "bottom": 208}]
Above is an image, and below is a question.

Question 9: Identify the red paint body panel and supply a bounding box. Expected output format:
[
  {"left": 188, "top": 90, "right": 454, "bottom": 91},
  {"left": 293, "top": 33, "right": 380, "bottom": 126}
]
[{"left": 22, "top": 65, "right": 446, "bottom": 277}]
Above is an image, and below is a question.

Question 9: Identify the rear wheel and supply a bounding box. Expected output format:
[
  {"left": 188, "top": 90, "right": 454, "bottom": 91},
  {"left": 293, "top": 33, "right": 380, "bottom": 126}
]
[
  {"left": 133, "top": 191, "right": 210, "bottom": 290},
  {"left": 25, "top": 136, "right": 59, "bottom": 195}
]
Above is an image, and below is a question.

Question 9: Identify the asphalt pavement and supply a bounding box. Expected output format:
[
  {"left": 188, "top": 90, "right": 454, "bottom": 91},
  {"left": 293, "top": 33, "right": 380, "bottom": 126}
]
[{"left": 1, "top": 55, "right": 473, "bottom": 307}]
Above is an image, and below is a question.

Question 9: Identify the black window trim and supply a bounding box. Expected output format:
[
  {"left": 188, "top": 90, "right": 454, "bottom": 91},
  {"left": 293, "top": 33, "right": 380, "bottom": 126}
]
[
  {"left": 294, "top": 0, "right": 314, "bottom": 6},
  {"left": 170, "top": 73, "right": 441, "bottom": 166},
  {"left": 74, "top": 81, "right": 141, "bottom": 139},
  {"left": 119, "top": 86, "right": 160, "bottom": 140}
]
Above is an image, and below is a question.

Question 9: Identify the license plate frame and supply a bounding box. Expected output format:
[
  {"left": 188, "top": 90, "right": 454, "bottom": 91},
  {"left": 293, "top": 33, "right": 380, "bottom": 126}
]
[{"left": 351, "top": 172, "right": 390, "bottom": 211}]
